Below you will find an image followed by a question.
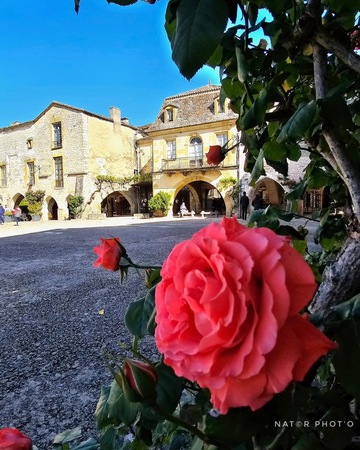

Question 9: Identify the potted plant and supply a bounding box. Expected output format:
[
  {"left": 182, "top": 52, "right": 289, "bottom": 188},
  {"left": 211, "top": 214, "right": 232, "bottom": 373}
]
[
  {"left": 148, "top": 191, "right": 171, "bottom": 217},
  {"left": 25, "top": 190, "right": 45, "bottom": 221}
]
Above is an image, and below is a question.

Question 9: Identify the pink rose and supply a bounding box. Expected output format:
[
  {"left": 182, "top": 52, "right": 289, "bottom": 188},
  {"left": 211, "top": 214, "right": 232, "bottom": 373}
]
[
  {"left": 155, "top": 218, "right": 336, "bottom": 414},
  {"left": 0, "top": 428, "right": 32, "bottom": 450},
  {"left": 206, "top": 145, "right": 225, "bottom": 166},
  {"left": 94, "top": 238, "right": 122, "bottom": 271}
]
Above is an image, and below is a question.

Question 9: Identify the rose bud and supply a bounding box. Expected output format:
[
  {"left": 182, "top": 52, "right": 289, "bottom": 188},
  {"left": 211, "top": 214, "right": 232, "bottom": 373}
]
[
  {"left": 93, "top": 237, "right": 122, "bottom": 272},
  {"left": 206, "top": 145, "right": 225, "bottom": 166},
  {"left": 121, "top": 359, "right": 158, "bottom": 403},
  {"left": 0, "top": 428, "right": 32, "bottom": 450}
]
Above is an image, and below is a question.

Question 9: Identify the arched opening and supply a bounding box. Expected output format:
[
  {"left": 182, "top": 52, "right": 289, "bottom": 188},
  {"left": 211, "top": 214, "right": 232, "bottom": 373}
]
[
  {"left": 173, "top": 181, "right": 225, "bottom": 216},
  {"left": 253, "top": 178, "right": 284, "bottom": 207},
  {"left": 48, "top": 197, "right": 59, "bottom": 220},
  {"left": 101, "top": 191, "right": 131, "bottom": 217}
]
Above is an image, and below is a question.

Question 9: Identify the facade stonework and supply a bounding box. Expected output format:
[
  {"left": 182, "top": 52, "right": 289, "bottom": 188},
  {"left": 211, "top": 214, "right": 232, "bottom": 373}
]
[
  {"left": 0, "top": 86, "right": 320, "bottom": 221},
  {"left": 0, "top": 102, "right": 138, "bottom": 220}
]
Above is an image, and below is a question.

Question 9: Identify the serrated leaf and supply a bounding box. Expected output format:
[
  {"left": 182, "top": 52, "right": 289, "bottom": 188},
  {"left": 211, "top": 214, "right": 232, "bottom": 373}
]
[
  {"left": 95, "top": 386, "right": 113, "bottom": 430},
  {"left": 107, "top": 380, "right": 139, "bottom": 425},
  {"left": 170, "top": 0, "right": 229, "bottom": 79}
]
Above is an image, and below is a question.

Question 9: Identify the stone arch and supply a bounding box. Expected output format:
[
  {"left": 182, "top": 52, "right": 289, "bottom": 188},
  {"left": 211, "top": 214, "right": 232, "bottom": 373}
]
[
  {"left": 253, "top": 177, "right": 284, "bottom": 206},
  {"left": 172, "top": 176, "right": 228, "bottom": 216},
  {"left": 101, "top": 191, "right": 132, "bottom": 217},
  {"left": 13, "top": 192, "right": 25, "bottom": 208},
  {"left": 46, "top": 196, "right": 59, "bottom": 220}
]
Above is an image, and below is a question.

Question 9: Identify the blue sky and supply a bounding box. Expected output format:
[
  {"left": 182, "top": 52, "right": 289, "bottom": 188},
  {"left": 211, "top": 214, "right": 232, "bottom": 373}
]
[{"left": 0, "top": 0, "right": 219, "bottom": 128}]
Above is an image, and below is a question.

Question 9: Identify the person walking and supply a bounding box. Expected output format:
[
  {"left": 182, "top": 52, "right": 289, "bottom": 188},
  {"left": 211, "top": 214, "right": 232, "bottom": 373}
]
[
  {"left": 13, "top": 206, "right": 22, "bottom": 226},
  {"left": 239, "top": 192, "right": 249, "bottom": 220},
  {"left": 0, "top": 203, "right": 5, "bottom": 224}
]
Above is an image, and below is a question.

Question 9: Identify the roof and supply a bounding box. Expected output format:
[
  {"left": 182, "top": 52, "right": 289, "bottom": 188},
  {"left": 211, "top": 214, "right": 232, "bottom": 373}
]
[
  {"left": 0, "top": 101, "right": 138, "bottom": 132},
  {"left": 145, "top": 84, "right": 237, "bottom": 132}
]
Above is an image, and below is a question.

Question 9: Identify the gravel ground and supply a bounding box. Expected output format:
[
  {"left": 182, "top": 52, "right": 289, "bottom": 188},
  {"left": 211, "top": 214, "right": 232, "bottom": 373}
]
[
  {"left": 0, "top": 216, "right": 320, "bottom": 449},
  {"left": 0, "top": 217, "right": 219, "bottom": 449}
]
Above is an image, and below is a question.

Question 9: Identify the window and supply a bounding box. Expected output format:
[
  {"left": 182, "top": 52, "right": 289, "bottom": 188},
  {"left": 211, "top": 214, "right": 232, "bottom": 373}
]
[
  {"left": 189, "top": 137, "right": 203, "bottom": 166},
  {"left": 0, "top": 165, "right": 6, "bottom": 187},
  {"left": 167, "top": 109, "right": 174, "bottom": 122},
  {"left": 54, "top": 156, "right": 64, "bottom": 187},
  {"left": 216, "top": 133, "right": 228, "bottom": 147},
  {"left": 26, "top": 138, "right": 33, "bottom": 149},
  {"left": 166, "top": 140, "right": 176, "bottom": 159},
  {"left": 28, "top": 162, "right": 35, "bottom": 186},
  {"left": 52, "top": 122, "right": 62, "bottom": 148}
]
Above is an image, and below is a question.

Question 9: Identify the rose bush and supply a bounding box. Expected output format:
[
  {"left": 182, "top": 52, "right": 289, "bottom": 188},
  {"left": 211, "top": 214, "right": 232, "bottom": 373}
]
[
  {"left": 155, "top": 218, "right": 336, "bottom": 413},
  {"left": 0, "top": 428, "right": 32, "bottom": 450},
  {"left": 93, "top": 237, "right": 121, "bottom": 271}
]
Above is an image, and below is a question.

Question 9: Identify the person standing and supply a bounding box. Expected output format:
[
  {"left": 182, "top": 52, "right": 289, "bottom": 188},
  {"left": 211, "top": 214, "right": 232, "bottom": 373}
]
[
  {"left": 0, "top": 203, "right": 5, "bottom": 224},
  {"left": 13, "top": 206, "right": 22, "bottom": 226},
  {"left": 239, "top": 192, "right": 250, "bottom": 220},
  {"left": 252, "top": 193, "right": 265, "bottom": 211}
]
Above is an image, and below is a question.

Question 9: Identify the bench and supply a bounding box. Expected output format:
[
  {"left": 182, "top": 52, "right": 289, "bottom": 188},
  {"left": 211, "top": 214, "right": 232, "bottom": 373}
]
[
  {"left": 178, "top": 210, "right": 195, "bottom": 218},
  {"left": 200, "top": 211, "right": 219, "bottom": 218}
]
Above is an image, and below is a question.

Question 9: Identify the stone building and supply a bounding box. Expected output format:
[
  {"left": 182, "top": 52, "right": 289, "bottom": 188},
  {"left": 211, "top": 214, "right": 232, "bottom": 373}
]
[
  {"left": 136, "top": 84, "right": 244, "bottom": 217},
  {"left": 0, "top": 102, "right": 139, "bottom": 220}
]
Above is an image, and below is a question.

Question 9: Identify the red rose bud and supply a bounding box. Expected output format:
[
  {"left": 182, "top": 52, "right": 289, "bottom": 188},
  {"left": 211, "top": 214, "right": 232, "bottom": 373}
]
[
  {"left": 0, "top": 428, "right": 32, "bottom": 450},
  {"left": 93, "top": 237, "right": 122, "bottom": 272},
  {"left": 123, "top": 359, "right": 158, "bottom": 403},
  {"left": 206, "top": 145, "right": 225, "bottom": 166}
]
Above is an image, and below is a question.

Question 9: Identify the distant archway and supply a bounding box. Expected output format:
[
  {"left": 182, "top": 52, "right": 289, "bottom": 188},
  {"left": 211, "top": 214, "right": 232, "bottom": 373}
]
[
  {"left": 47, "top": 197, "right": 58, "bottom": 220},
  {"left": 101, "top": 191, "right": 131, "bottom": 217},
  {"left": 253, "top": 177, "right": 284, "bottom": 206},
  {"left": 173, "top": 180, "right": 225, "bottom": 215}
]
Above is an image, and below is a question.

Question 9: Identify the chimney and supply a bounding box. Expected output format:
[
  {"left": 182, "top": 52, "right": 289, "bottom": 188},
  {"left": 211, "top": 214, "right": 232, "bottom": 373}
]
[{"left": 110, "top": 107, "right": 121, "bottom": 124}]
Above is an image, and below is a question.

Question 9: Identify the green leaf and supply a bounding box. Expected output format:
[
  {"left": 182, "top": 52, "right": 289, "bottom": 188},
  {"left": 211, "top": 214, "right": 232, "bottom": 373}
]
[
  {"left": 235, "top": 47, "right": 249, "bottom": 83},
  {"left": 332, "top": 317, "right": 360, "bottom": 401},
  {"left": 249, "top": 149, "right": 265, "bottom": 186},
  {"left": 107, "top": 380, "right": 139, "bottom": 425},
  {"left": 170, "top": 0, "right": 229, "bottom": 79},
  {"left": 331, "top": 294, "right": 360, "bottom": 320},
  {"left": 155, "top": 362, "right": 183, "bottom": 414},
  {"left": 95, "top": 386, "right": 113, "bottom": 430},
  {"left": 125, "top": 286, "right": 156, "bottom": 339},
  {"left": 277, "top": 101, "right": 319, "bottom": 143},
  {"left": 205, "top": 407, "right": 266, "bottom": 446},
  {"left": 72, "top": 439, "right": 99, "bottom": 450},
  {"left": 239, "top": 89, "right": 269, "bottom": 129},
  {"left": 291, "top": 432, "right": 327, "bottom": 450},
  {"left": 263, "top": 140, "right": 288, "bottom": 161},
  {"left": 53, "top": 427, "right": 82, "bottom": 445},
  {"left": 99, "top": 426, "right": 117, "bottom": 450},
  {"left": 247, "top": 2, "right": 258, "bottom": 27},
  {"left": 318, "top": 95, "right": 355, "bottom": 130}
]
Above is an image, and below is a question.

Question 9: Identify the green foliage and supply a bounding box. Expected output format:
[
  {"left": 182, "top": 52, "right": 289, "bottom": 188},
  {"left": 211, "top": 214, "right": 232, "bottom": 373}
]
[
  {"left": 147, "top": 191, "right": 171, "bottom": 214},
  {"left": 25, "top": 190, "right": 45, "bottom": 216},
  {"left": 68, "top": 195, "right": 84, "bottom": 219}
]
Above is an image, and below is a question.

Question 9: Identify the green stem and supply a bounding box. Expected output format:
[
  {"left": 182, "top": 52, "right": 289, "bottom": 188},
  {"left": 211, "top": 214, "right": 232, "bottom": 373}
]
[{"left": 153, "top": 405, "right": 232, "bottom": 450}]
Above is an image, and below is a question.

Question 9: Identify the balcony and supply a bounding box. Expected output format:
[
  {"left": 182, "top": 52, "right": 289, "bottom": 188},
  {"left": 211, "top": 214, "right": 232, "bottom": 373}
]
[{"left": 158, "top": 157, "right": 227, "bottom": 173}]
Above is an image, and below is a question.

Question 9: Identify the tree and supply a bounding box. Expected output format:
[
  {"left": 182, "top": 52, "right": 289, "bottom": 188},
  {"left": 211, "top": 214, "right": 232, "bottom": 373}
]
[
  {"left": 80, "top": 0, "right": 360, "bottom": 315},
  {"left": 75, "top": 1, "right": 360, "bottom": 447}
]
